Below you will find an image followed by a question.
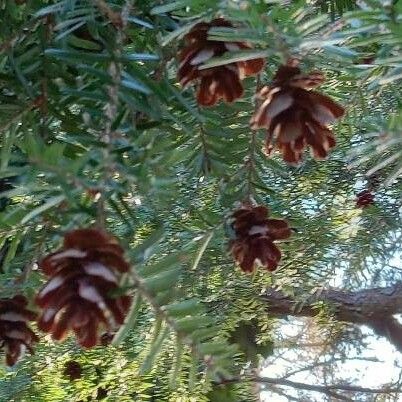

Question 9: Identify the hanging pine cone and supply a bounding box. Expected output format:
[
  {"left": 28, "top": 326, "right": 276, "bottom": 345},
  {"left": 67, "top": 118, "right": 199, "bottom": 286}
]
[
  {"left": 250, "top": 62, "right": 345, "bottom": 164},
  {"left": 367, "top": 173, "right": 381, "bottom": 190},
  {"left": 63, "top": 360, "right": 82, "bottom": 381},
  {"left": 356, "top": 190, "right": 375, "bottom": 208},
  {"left": 178, "top": 18, "right": 265, "bottom": 106},
  {"left": 36, "top": 229, "right": 132, "bottom": 348},
  {"left": 100, "top": 332, "right": 114, "bottom": 346},
  {"left": 229, "top": 205, "right": 291, "bottom": 273},
  {"left": 0, "top": 295, "right": 38, "bottom": 366},
  {"left": 96, "top": 387, "right": 108, "bottom": 400}
]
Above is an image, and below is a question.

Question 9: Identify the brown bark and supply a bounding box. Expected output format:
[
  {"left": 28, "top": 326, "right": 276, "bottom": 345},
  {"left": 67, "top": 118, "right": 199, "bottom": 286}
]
[{"left": 262, "top": 283, "right": 402, "bottom": 351}]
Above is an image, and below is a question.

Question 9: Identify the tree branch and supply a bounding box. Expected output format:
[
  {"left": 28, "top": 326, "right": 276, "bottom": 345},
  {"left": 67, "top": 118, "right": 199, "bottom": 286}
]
[
  {"left": 262, "top": 283, "right": 402, "bottom": 351},
  {"left": 255, "top": 376, "right": 399, "bottom": 398},
  {"left": 217, "top": 375, "right": 400, "bottom": 400}
]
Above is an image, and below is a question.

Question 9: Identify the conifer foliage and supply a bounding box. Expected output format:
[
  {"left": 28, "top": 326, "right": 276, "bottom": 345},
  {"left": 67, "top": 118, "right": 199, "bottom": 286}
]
[{"left": 0, "top": 0, "right": 401, "bottom": 401}]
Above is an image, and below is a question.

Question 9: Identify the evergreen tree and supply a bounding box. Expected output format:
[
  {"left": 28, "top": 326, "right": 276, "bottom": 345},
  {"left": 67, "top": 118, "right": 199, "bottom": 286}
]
[{"left": 0, "top": 0, "right": 401, "bottom": 400}]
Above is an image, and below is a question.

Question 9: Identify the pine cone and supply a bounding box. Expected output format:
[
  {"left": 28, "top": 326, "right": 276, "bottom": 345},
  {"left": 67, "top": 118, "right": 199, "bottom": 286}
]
[
  {"left": 63, "top": 360, "right": 82, "bottom": 381},
  {"left": 100, "top": 332, "right": 114, "bottom": 346},
  {"left": 96, "top": 387, "right": 108, "bottom": 400},
  {"left": 0, "top": 295, "right": 38, "bottom": 366},
  {"left": 36, "top": 229, "right": 132, "bottom": 348},
  {"left": 251, "top": 64, "right": 345, "bottom": 164},
  {"left": 367, "top": 173, "right": 381, "bottom": 190},
  {"left": 356, "top": 190, "right": 374, "bottom": 208},
  {"left": 229, "top": 205, "right": 291, "bottom": 273},
  {"left": 178, "top": 18, "right": 264, "bottom": 106}
]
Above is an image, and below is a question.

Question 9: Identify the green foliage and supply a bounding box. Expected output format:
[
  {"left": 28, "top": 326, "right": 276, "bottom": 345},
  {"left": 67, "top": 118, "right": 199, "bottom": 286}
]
[
  {"left": 229, "top": 320, "right": 274, "bottom": 366},
  {"left": 0, "top": 0, "right": 401, "bottom": 400}
]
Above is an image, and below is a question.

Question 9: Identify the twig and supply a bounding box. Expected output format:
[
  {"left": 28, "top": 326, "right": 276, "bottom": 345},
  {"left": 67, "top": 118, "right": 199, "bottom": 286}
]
[
  {"left": 0, "top": 18, "right": 43, "bottom": 54},
  {"left": 244, "top": 73, "right": 263, "bottom": 203},
  {"left": 92, "top": 0, "right": 123, "bottom": 28},
  {"left": 14, "top": 224, "right": 49, "bottom": 285},
  {"left": 216, "top": 375, "right": 400, "bottom": 400},
  {"left": 0, "top": 96, "right": 44, "bottom": 134},
  {"left": 254, "top": 376, "right": 401, "bottom": 395},
  {"left": 268, "top": 386, "right": 300, "bottom": 402},
  {"left": 93, "top": 0, "right": 131, "bottom": 229},
  {"left": 199, "top": 124, "right": 212, "bottom": 174},
  {"left": 263, "top": 15, "right": 291, "bottom": 63},
  {"left": 38, "top": 15, "right": 55, "bottom": 140},
  {"left": 281, "top": 356, "right": 381, "bottom": 379}
]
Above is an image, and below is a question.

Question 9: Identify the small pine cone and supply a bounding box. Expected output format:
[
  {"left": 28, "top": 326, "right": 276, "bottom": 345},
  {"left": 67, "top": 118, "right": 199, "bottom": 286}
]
[
  {"left": 96, "top": 387, "right": 108, "bottom": 400},
  {"left": 250, "top": 64, "right": 345, "bottom": 164},
  {"left": 178, "top": 18, "right": 265, "bottom": 106},
  {"left": 0, "top": 295, "right": 38, "bottom": 366},
  {"left": 100, "top": 332, "right": 114, "bottom": 346},
  {"left": 36, "top": 229, "right": 132, "bottom": 348},
  {"left": 63, "top": 360, "right": 82, "bottom": 381},
  {"left": 367, "top": 173, "right": 381, "bottom": 190},
  {"left": 356, "top": 190, "right": 375, "bottom": 208},
  {"left": 229, "top": 205, "right": 291, "bottom": 273}
]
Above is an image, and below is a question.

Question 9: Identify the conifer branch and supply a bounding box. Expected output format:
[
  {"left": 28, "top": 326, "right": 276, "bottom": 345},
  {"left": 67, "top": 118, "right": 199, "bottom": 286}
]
[
  {"left": 262, "top": 284, "right": 402, "bottom": 351},
  {"left": 217, "top": 376, "right": 400, "bottom": 399}
]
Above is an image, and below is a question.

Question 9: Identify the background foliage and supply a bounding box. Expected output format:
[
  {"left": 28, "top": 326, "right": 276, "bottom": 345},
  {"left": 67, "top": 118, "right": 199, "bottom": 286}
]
[{"left": 0, "top": 0, "right": 401, "bottom": 401}]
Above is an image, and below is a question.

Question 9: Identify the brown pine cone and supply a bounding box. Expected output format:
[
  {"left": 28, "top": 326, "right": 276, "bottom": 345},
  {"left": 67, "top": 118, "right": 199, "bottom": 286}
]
[
  {"left": 100, "top": 332, "right": 114, "bottom": 346},
  {"left": 356, "top": 190, "right": 375, "bottom": 208},
  {"left": 178, "top": 18, "right": 264, "bottom": 106},
  {"left": 229, "top": 205, "right": 291, "bottom": 273},
  {"left": 96, "top": 387, "right": 108, "bottom": 400},
  {"left": 251, "top": 63, "right": 345, "bottom": 164},
  {"left": 63, "top": 360, "right": 82, "bottom": 380},
  {"left": 367, "top": 173, "right": 381, "bottom": 190},
  {"left": 0, "top": 295, "right": 38, "bottom": 366},
  {"left": 36, "top": 229, "right": 132, "bottom": 348}
]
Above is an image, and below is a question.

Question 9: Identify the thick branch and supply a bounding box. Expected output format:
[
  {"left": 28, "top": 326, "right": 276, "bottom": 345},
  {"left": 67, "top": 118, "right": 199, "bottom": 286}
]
[
  {"left": 255, "top": 376, "right": 399, "bottom": 398},
  {"left": 262, "top": 283, "right": 402, "bottom": 351},
  {"left": 217, "top": 376, "right": 399, "bottom": 400}
]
